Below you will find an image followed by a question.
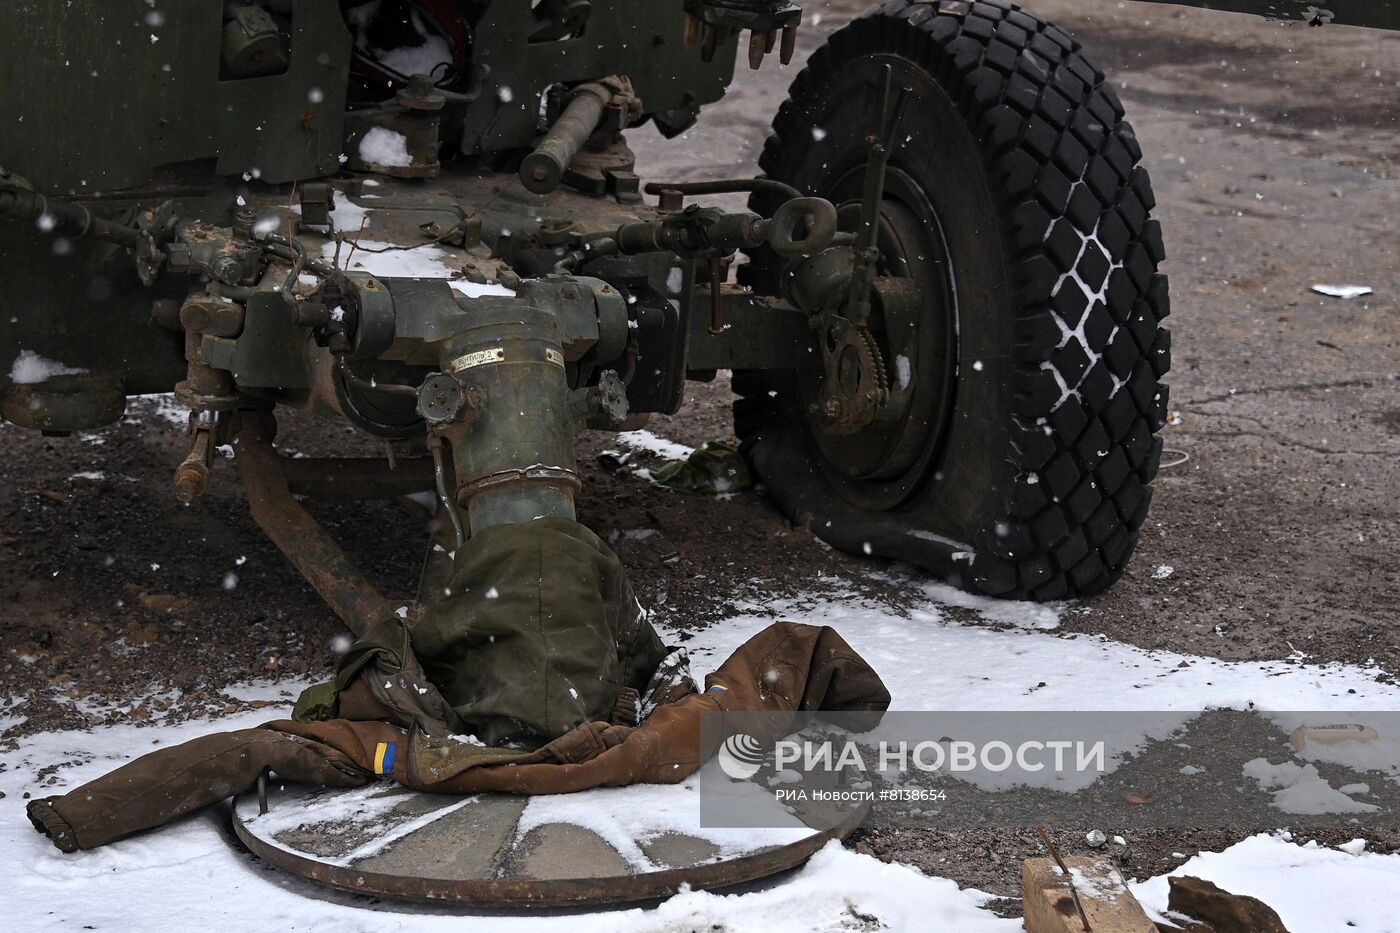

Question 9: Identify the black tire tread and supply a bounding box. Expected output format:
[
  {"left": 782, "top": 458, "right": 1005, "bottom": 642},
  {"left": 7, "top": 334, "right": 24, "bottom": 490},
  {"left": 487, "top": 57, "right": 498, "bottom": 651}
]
[{"left": 738, "top": 0, "right": 1171, "bottom": 600}]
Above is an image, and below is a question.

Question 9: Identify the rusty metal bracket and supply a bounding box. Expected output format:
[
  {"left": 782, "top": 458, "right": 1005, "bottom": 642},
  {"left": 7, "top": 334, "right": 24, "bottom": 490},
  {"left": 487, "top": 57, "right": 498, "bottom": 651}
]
[{"left": 234, "top": 414, "right": 403, "bottom": 636}]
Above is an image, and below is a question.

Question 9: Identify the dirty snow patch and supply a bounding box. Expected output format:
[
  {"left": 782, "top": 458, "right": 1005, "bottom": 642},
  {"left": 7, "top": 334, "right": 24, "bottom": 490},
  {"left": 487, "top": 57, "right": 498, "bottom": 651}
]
[
  {"left": 323, "top": 240, "right": 456, "bottom": 277},
  {"left": 656, "top": 585, "right": 1400, "bottom": 712},
  {"left": 514, "top": 767, "right": 812, "bottom": 872}
]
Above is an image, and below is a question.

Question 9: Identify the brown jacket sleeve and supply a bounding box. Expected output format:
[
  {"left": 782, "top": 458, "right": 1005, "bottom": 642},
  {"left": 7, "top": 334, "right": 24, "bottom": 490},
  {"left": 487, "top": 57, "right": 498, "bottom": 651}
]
[
  {"left": 27, "top": 728, "right": 369, "bottom": 852},
  {"left": 28, "top": 622, "right": 888, "bottom": 851}
]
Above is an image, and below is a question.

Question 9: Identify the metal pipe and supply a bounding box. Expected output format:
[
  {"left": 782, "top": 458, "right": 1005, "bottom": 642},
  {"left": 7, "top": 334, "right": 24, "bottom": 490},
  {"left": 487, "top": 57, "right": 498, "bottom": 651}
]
[
  {"left": 518, "top": 82, "right": 614, "bottom": 195},
  {"left": 336, "top": 356, "right": 420, "bottom": 401},
  {"left": 436, "top": 302, "right": 581, "bottom": 533},
  {"left": 1137, "top": 0, "right": 1400, "bottom": 31},
  {"left": 642, "top": 177, "right": 804, "bottom": 204},
  {"left": 261, "top": 233, "right": 336, "bottom": 278},
  {"left": 235, "top": 415, "right": 399, "bottom": 636},
  {"left": 0, "top": 180, "right": 145, "bottom": 248},
  {"left": 429, "top": 436, "right": 467, "bottom": 548}
]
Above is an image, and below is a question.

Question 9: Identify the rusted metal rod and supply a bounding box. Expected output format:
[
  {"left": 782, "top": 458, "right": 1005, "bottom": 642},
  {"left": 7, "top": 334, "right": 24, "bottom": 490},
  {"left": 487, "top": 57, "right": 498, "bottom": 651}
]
[
  {"left": 234, "top": 416, "right": 399, "bottom": 636},
  {"left": 1035, "top": 826, "right": 1092, "bottom": 932}
]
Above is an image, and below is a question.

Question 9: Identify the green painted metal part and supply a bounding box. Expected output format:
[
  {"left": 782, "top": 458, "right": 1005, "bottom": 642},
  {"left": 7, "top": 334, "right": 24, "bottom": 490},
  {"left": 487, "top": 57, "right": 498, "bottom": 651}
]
[
  {"left": 0, "top": 0, "right": 734, "bottom": 197},
  {"left": 1137, "top": 0, "right": 1400, "bottom": 31},
  {"left": 1, "top": 0, "right": 352, "bottom": 196},
  {"left": 0, "top": 0, "right": 739, "bottom": 421},
  {"left": 458, "top": 3, "right": 736, "bottom": 156},
  {"left": 435, "top": 298, "right": 583, "bottom": 532}
]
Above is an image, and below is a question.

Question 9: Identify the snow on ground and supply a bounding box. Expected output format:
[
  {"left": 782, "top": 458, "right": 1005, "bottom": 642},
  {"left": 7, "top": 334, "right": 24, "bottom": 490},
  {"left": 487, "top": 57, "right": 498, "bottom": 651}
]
[
  {"left": 323, "top": 239, "right": 460, "bottom": 278},
  {"left": 613, "top": 429, "right": 696, "bottom": 460},
  {"left": 124, "top": 393, "right": 190, "bottom": 428},
  {"left": 1241, "top": 758, "right": 1380, "bottom": 815},
  {"left": 6, "top": 429, "right": 1400, "bottom": 930},
  {"left": 657, "top": 584, "right": 1399, "bottom": 713},
  {"left": 1133, "top": 833, "right": 1400, "bottom": 933},
  {"left": 2, "top": 709, "right": 1013, "bottom": 932},
  {"left": 8, "top": 581, "right": 1399, "bottom": 930}
]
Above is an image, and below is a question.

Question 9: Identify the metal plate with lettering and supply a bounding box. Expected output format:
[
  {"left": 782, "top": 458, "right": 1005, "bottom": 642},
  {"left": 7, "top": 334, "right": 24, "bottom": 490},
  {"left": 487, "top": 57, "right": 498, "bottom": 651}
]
[{"left": 447, "top": 347, "right": 506, "bottom": 373}]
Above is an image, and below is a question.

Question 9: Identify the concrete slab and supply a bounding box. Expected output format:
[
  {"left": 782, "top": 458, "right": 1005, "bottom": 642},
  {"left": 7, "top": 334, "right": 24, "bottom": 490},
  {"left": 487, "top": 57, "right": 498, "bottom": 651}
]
[
  {"left": 357, "top": 795, "right": 527, "bottom": 880},
  {"left": 506, "top": 823, "right": 632, "bottom": 880},
  {"left": 639, "top": 832, "right": 723, "bottom": 868}
]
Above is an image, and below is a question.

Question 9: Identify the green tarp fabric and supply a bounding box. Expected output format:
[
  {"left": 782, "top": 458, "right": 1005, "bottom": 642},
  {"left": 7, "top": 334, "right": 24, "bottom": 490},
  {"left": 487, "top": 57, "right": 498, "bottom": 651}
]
[
  {"left": 297, "top": 517, "right": 667, "bottom": 747},
  {"left": 650, "top": 441, "right": 752, "bottom": 495}
]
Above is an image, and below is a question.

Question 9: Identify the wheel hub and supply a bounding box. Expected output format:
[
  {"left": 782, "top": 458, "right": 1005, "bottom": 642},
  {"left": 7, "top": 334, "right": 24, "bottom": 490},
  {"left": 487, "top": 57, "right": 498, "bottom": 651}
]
[{"left": 797, "top": 165, "right": 959, "bottom": 508}]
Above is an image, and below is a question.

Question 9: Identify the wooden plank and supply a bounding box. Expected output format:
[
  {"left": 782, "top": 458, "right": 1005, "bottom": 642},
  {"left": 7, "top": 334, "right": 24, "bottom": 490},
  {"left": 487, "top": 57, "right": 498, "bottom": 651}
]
[{"left": 1023, "top": 856, "right": 1158, "bottom": 933}]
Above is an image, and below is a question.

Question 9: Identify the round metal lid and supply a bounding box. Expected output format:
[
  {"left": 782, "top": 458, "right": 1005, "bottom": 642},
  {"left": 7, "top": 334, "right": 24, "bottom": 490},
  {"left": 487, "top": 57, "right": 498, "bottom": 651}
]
[{"left": 231, "top": 776, "right": 863, "bottom": 908}]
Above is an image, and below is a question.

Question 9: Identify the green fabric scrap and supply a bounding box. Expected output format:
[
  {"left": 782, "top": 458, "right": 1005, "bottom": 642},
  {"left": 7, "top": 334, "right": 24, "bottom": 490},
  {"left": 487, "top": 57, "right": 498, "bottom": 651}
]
[{"left": 651, "top": 441, "right": 752, "bottom": 495}]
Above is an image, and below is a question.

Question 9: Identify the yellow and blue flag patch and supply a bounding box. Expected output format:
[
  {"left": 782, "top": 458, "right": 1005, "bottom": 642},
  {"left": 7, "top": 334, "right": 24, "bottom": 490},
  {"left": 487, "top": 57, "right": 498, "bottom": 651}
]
[{"left": 373, "top": 741, "right": 397, "bottom": 776}]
